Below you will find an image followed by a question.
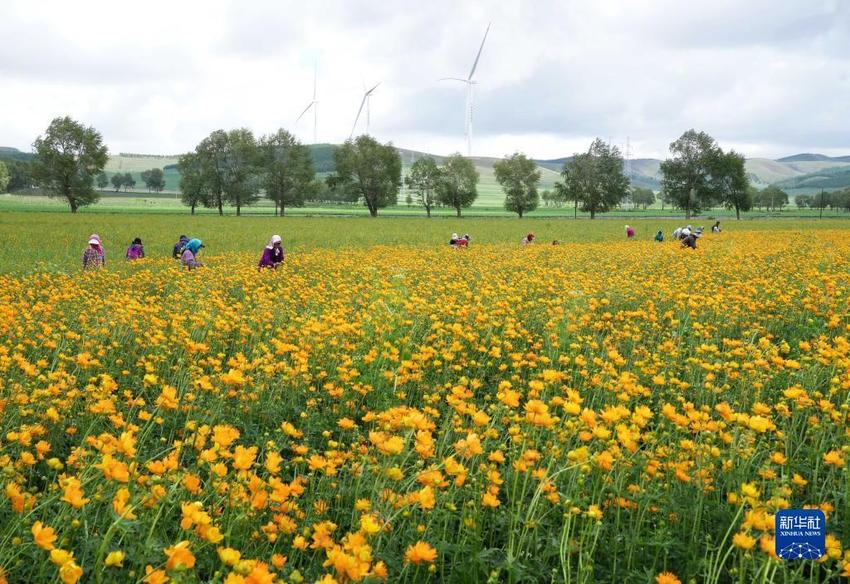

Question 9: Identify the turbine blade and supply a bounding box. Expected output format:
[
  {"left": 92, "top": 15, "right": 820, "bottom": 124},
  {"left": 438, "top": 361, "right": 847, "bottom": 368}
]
[
  {"left": 350, "top": 93, "right": 368, "bottom": 138},
  {"left": 295, "top": 102, "right": 314, "bottom": 123},
  {"left": 366, "top": 82, "right": 381, "bottom": 95},
  {"left": 468, "top": 22, "right": 491, "bottom": 80},
  {"left": 439, "top": 77, "right": 470, "bottom": 83}
]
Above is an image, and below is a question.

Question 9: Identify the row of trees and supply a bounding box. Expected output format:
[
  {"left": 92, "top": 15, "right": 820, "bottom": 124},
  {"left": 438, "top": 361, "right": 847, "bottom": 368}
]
[
  {"left": 94, "top": 169, "right": 165, "bottom": 192},
  {"left": 17, "top": 116, "right": 838, "bottom": 218},
  {"left": 797, "top": 189, "right": 850, "bottom": 212},
  {"left": 752, "top": 185, "right": 789, "bottom": 211},
  {"left": 178, "top": 128, "right": 317, "bottom": 215}
]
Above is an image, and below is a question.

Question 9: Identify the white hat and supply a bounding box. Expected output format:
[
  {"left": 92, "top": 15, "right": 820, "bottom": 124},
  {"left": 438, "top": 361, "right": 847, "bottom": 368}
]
[
  {"left": 271, "top": 235, "right": 282, "bottom": 244},
  {"left": 88, "top": 238, "right": 100, "bottom": 245},
  {"left": 451, "top": 233, "right": 458, "bottom": 239}
]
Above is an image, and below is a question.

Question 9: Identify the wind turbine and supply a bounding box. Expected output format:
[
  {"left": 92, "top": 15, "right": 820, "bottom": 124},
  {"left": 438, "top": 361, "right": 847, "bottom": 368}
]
[
  {"left": 350, "top": 82, "right": 380, "bottom": 139},
  {"left": 295, "top": 64, "right": 318, "bottom": 144},
  {"left": 441, "top": 22, "right": 490, "bottom": 157}
]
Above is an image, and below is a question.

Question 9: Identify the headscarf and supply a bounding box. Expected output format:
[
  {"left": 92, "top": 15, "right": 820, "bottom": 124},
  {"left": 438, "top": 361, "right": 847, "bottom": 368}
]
[
  {"left": 89, "top": 234, "right": 101, "bottom": 244},
  {"left": 266, "top": 235, "right": 282, "bottom": 249},
  {"left": 184, "top": 238, "right": 203, "bottom": 255},
  {"left": 451, "top": 233, "right": 458, "bottom": 240}
]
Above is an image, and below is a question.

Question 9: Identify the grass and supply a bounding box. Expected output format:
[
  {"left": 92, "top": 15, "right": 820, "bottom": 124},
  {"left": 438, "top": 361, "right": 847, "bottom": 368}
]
[
  {"left": 0, "top": 210, "right": 849, "bottom": 274},
  {"left": 4, "top": 192, "right": 850, "bottom": 221}
]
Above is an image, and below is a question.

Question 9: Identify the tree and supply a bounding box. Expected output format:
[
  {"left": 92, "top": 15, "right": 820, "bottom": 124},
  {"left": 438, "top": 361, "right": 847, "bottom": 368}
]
[
  {"left": 178, "top": 152, "right": 209, "bottom": 214},
  {"left": 193, "top": 129, "right": 261, "bottom": 215},
  {"left": 31, "top": 116, "right": 109, "bottom": 212},
  {"left": 220, "top": 129, "right": 260, "bottom": 215},
  {"left": 494, "top": 153, "right": 541, "bottom": 218},
  {"left": 141, "top": 168, "right": 165, "bottom": 192},
  {"left": 659, "top": 129, "right": 721, "bottom": 218},
  {"left": 0, "top": 161, "right": 9, "bottom": 193},
  {"left": 556, "top": 139, "right": 630, "bottom": 219},
  {"left": 437, "top": 153, "right": 478, "bottom": 217},
  {"left": 631, "top": 187, "right": 656, "bottom": 209},
  {"left": 258, "top": 129, "right": 315, "bottom": 216},
  {"left": 4, "top": 160, "right": 32, "bottom": 191},
  {"left": 122, "top": 172, "right": 136, "bottom": 191},
  {"left": 194, "top": 130, "right": 228, "bottom": 215},
  {"left": 331, "top": 135, "right": 401, "bottom": 217},
  {"left": 405, "top": 156, "right": 443, "bottom": 217},
  {"left": 759, "top": 186, "right": 789, "bottom": 211},
  {"left": 795, "top": 194, "right": 813, "bottom": 208},
  {"left": 96, "top": 171, "right": 109, "bottom": 189},
  {"left": 111, "top": 173, "right": 124, "bottom": 192},
  {"left": 711, "top": 150, "right": 751, "bottom": 219}
]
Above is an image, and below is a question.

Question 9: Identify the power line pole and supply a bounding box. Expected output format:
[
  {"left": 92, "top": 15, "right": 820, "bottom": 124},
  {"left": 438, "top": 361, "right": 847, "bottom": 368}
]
[{"left": 625, "top": 136, "right": 632, "bottom": 209}]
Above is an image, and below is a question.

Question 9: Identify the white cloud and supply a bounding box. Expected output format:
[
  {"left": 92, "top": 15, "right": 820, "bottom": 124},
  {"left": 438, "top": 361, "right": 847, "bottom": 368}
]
[{"left": 0, "top": 0, "right": 848, "bottom": 159}]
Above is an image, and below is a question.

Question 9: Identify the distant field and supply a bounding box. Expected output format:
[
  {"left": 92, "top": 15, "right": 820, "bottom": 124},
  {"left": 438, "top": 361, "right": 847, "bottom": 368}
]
[
  {"left": 0, "top": 210, "right": 849, "bottom": 274},
  {"left": 4, "top": 193, "right": 850, "bottom": 227},
  {"left": 104, "top": 154, "right": 180, "bottom": 173}
]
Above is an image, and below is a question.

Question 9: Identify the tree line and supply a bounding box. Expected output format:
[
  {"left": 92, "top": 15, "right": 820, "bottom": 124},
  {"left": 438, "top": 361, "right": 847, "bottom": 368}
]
[{"left": 15, "top": 116, "right": 845, "bottom": 218}]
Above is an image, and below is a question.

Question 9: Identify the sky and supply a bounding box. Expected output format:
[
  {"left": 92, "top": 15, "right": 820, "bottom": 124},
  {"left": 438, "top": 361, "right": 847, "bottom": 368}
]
[{"left": 1, "top": 0, "right": 849, "bottom": 160}]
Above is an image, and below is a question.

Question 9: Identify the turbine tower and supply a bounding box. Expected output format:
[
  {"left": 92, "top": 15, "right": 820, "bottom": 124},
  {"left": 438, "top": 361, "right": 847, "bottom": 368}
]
[
  {"left": 296, "top": 63, "right": 318, "bottom": 144},
  {"left": 441, "top": 23, "right": 491, "bottom": 157},
  {"left": 350, "top": 82, "right": 381, "bottom": 139}
]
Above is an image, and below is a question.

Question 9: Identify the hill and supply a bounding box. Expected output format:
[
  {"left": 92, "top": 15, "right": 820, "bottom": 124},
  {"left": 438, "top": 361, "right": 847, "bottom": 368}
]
[
  {"left": 0, "top": 147, "right": 34, "bottom": 162},
  {"left": 771, "top": 165, "right": 850, "bottom": 194}
]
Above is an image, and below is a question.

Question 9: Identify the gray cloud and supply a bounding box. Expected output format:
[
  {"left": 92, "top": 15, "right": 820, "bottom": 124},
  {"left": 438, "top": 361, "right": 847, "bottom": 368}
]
[{"left": 1, "top": 0, "right": 849, "bottom": 159}]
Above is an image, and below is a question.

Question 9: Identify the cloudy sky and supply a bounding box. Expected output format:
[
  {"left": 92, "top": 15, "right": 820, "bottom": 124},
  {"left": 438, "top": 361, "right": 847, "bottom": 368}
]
[{"left": 1, "top": 0, "right": 848, "bottom": 159}]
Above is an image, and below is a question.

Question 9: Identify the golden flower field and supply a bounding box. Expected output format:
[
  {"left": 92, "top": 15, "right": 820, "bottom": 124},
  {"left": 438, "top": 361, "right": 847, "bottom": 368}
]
[{"left": 1, "top": 218, "right": 850, "bottom": 583}]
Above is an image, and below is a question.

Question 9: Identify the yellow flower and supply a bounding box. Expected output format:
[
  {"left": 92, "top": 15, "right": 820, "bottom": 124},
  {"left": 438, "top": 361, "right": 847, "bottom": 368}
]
[
  {"left": 404, "top": 541, "right": 437, "bottom": 564},
  {"left": 164, "top": 540, "right": 195, "bottom": 571},
  {"left": 60, "top": 477, "right": 89, "bottom": 509},
  {"left": 59, "top": 561, "right": 83, "bottom": 584},
  {"left": 104, "top": 551, "right": 125, "bottom": 567},
  {"left": 360, "top": 514, "right": 382, "bottom": 535},
  {"left": 232, "top": 445, "right": 258, "bottom": 471},
  {"left": 218, "top": 547, "right": 241, "bottom": 566},
  {"left": 482, "top": 492, "right": 500, "bottom": 508},
  {"left": 823, "top": 450, "right": 845, "bottom": 467},
  {"left": 525, "top": 400, "right": 555, "bottom": 427},
  {"left": 732, "top": 532, "right": 756, "bottom": 550},
  {"left": 50, "top": 549, "right": 74, "bottom": 566},
  {"left": 31, "top": 521, "right": 57, "bottom": 550},
  {"left": 144, "top": 565, "right": 169, "bottom": 584},
  {"left": 655, "top": 572, "right": 681, "bottom": 584}
]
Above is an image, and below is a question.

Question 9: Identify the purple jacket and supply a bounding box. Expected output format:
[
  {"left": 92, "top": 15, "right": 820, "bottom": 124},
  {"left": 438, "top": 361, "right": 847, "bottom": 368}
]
[{"left": 258, "top": 246, "right": 285, "bottom": 268}]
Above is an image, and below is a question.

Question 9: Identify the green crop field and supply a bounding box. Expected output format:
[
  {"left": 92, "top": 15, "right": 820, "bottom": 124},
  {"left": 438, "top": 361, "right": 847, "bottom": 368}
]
[{"left": 0, "top": 210, "right": 847, "bottom": 274}]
